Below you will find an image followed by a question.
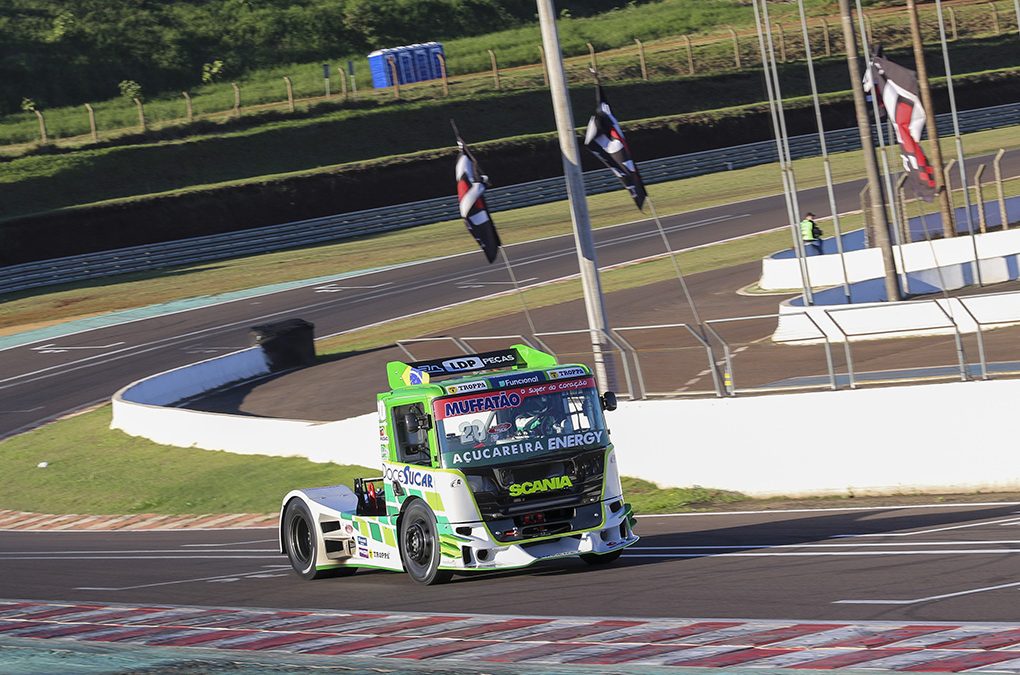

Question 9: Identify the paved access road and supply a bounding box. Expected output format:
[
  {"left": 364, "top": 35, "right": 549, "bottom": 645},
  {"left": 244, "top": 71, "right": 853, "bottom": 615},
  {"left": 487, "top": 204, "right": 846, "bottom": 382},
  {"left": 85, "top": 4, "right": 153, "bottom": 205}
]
[{"left": 2, "top": 502, "right": 1018, "bottom": 622}]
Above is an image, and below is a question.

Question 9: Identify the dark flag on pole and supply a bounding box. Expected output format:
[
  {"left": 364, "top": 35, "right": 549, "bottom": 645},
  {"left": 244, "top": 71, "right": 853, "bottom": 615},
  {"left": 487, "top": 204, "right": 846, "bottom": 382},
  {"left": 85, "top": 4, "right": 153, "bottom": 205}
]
[
  {"left": 583, "top": 80, "right": 647, "bottom": 210},
  {"left": 453, "top": 128, "right": 501, "bottom": 263},
  {"left": 863, "top": 50, "right": 937, "bottom": 202}
]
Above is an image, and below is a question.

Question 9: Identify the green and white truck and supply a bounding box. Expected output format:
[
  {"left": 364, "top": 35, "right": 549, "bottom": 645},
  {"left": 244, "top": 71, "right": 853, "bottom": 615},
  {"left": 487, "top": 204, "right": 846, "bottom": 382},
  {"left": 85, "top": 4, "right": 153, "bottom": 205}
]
[{"left": 280, "top": 344, "right": 637, "bottom": 585}]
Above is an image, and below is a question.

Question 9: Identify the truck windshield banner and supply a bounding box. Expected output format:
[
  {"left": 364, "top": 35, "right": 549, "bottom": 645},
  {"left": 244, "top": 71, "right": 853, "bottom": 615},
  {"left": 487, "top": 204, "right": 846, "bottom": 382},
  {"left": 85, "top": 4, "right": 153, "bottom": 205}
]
[{"left": 434, "top": 377, "right": 608, "bottom": 469}]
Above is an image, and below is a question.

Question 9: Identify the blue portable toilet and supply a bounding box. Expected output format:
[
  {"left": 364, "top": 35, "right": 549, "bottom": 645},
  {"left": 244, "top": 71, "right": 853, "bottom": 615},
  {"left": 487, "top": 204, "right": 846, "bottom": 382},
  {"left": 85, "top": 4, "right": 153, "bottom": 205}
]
[
  {"left": 368, "top": 48, "right": 393, "bottom": 88},
  {"left": 396, "top": 49, "right": 416, "bottom": 84},
  {"left": 412, "top": 44, "right": 431, "bottom": 82},
  {"left": 427, "top": 42, "right": 445, "bottom": 79}
]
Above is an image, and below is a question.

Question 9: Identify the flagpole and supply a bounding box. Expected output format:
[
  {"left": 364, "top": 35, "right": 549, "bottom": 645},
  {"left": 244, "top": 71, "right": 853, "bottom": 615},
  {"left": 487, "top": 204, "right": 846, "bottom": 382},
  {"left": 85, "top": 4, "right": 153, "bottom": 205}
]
[
  {"left": 796, "top": 0, "right": 852, "bottom": 304},
  {"left": 536, "top": 0, "right": 616, "bottom": 392},
  {"left": 855, "top": 0, "right": 910, "bottom": 297},
  {"left": 837, "top": 0, "right": 901, "bottom": 302},
  {"left": 933, "top": 0, "right": 984, "bottom": 287},
  {"left": 751, "top": 0, "right": 814, "bottom": 306},
  {"left": 498, "top": 247, "right": 539, "bottom": 337}
]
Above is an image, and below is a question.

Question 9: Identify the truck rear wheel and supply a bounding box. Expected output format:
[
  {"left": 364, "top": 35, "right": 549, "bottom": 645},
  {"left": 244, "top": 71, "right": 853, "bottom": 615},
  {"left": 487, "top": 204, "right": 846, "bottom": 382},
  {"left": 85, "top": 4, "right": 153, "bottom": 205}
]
[
  {"left": 399, "top": 501, "right": 453, "bottom": 585},
  {"left": 283, "top": 499, "right": 356, "bottom": 580}
]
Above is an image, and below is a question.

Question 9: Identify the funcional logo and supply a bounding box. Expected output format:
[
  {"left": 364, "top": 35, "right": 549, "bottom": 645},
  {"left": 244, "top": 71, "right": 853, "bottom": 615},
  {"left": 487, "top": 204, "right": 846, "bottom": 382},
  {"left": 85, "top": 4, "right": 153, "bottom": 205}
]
[{"left": 508, "top": 475, "right": 574, "bottom": 497}]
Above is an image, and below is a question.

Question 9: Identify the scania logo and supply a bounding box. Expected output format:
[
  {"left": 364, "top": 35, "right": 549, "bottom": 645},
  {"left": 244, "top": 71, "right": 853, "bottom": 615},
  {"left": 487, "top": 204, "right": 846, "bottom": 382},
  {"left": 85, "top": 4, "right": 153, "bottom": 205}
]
[{"left": 508, "top": 475, "right": 573, "bottom": 497}]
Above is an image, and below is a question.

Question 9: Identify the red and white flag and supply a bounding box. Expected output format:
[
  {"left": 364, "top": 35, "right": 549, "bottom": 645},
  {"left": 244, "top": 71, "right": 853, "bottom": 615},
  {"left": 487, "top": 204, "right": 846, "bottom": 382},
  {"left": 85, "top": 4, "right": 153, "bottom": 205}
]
[
  {"left": 584, "top": 82, "right": 647, "bottom": 210},
  {"left": 455, "top": 136, "right": 501, "bottom": 264},
  {"left": 863, "top": 50, "right": 937, "bottom": 202}
]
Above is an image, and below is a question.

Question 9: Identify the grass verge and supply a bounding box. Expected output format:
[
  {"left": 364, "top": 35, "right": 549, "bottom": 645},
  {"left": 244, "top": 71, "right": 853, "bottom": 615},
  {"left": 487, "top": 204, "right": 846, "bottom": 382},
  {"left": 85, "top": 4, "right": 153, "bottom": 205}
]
[
  {"left": 4, "top": 122, "right": 1018, "bottom": 336},
  {"left": 0, "top": 405, "right": 750, "bottom": 516}
]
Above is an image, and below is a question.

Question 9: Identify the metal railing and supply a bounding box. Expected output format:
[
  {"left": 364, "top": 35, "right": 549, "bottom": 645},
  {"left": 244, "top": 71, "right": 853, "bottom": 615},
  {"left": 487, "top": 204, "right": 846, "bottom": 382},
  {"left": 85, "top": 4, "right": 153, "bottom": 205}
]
[
  {"left": 3, "top": 102, "right": 1019, "bottom": 296},
  {"left": 394, "top": 288, "right": 1020, "bottom": 401}
]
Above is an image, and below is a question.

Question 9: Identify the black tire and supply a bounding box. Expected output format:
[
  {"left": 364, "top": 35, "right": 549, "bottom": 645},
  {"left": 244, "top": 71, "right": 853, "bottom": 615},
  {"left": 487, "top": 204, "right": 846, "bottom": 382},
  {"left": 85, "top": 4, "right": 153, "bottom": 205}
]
[
  {"left": 283, "top": 499, "right": 356, "bottom": 580},
  {"left": 399, "top": 501, "right": 453, "bottom": 585},
  {"left": 580, "top": 550, "right": 623, "bottom": 566}
]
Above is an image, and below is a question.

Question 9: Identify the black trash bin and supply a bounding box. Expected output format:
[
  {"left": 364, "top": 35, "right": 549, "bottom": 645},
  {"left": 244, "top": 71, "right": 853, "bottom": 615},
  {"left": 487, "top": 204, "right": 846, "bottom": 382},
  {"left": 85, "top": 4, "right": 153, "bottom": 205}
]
[{"left": 250, "top": 318, "right": 316, "bottom": 371}]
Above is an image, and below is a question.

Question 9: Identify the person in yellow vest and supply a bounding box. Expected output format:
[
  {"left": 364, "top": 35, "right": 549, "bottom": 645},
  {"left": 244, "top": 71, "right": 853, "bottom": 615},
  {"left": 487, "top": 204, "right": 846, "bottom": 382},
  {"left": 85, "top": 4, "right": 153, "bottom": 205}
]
[{"left": 800, "top": 212, "right": 823, "bottom": 255}]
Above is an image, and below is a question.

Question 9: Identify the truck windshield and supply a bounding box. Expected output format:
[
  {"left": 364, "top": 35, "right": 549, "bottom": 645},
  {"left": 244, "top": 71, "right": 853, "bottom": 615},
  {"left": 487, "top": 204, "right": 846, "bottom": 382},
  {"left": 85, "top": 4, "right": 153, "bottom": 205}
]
[{"left": 434, "top": 377, "right": 609, "bottom": 469}]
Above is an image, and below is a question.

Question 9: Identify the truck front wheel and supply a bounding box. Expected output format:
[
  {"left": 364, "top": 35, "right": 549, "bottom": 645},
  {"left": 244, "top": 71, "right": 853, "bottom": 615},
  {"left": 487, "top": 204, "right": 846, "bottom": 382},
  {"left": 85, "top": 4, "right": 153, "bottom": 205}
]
[
  {"left": 283, "top": 499, "right": 356, "bottom": 580},
  {"left": 399, "top": 501, "right": 453, "bottom": 585}
]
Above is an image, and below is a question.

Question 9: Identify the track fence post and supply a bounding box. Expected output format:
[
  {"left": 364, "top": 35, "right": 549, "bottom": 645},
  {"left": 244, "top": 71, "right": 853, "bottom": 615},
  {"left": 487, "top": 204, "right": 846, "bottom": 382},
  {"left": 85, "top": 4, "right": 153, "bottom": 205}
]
[
  {"left": 84, "top": 103, "right": 98, "bottom": 141},
  {"left": 681, "top": 34, "right": 695, "bottom": 74},
  {"left": 231, "top": 82, "right": 240, "bottom": 117},
  {"left": 182, "top": 91, "right": 193, "bottom": 122},
  {"left": 993, "top": 148, "right": 1008, "bottom": 229},
  {"left": 487, "top": 49, "right": 501, "bottom": 89},
  {"left": 635, "top": 38, "right": 648, "bottom": 80},
  {"left": 133, "top": 97, "right": 146, "bottom": 131},
  {"left": 728, "top": 27, "right": 741, "bottom": 68}
]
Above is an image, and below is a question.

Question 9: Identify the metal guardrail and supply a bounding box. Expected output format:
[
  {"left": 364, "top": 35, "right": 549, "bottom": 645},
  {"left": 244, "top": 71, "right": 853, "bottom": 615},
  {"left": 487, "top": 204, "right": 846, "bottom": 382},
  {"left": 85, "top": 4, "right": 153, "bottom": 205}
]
[
  {"left": 393, "top": 288, "right": 1020, "bottom": 401},
  {"left": 3, "top": 102, "right": 1019, "bottom": 295}
]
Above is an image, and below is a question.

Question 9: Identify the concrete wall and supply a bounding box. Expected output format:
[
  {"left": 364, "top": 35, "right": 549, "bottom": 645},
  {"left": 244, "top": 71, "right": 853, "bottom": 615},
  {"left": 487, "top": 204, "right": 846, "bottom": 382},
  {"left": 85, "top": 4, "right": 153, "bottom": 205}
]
[
  {"left": 773, "top": 288, "right": 1020, "bottom": 343},
  {"left": 760, "top": 226, "right": 1020, "bottom": 294},
  {"left": 110, "top": 347, "right": 1020, "bottom": 497}
]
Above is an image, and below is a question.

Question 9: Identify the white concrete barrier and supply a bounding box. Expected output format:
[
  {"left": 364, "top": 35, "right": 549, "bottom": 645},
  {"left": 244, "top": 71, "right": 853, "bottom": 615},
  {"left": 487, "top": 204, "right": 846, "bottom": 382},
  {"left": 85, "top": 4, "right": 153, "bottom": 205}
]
[
  {"left": 610, "top": 378, "right": 1020, "bottom": 496},
  {"left": 111, "top": 345, "right": 1020, "bottom": 497},
  {"left": 111, "top": 347, "right": 381, "bottom": 469},
  {"left": 773, "top": 289, "right": 1020, "bottom": 343},
  {"left": 760, "top": 227, "right": 1020, "bottom": 292}
]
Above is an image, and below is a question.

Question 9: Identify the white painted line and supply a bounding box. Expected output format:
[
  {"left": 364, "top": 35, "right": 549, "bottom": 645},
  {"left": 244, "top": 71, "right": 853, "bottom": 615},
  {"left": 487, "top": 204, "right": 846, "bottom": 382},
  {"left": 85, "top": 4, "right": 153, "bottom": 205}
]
[
  {"left": 75, "top": 568, "right": 286, "bottom": 591},
  {"left": 314, "top": 282, "right": 393, "bottom": 293},
  {"left": 182, "top": 539, "right": 276, "bottom": 548},
  {"left": 630, "top": 540, "right": 1020, "bottom": 550},
  {"left": 30, "top": 342, "right": 125, "bottom": 354},
  {"left": 834, "top": 580, "right": 1020, "bottom": 605},
  {"left": 624, "top": 550, "right": 1020, "bottom": 558},
  {"left": 4, "top": 555, "right": 278, "bottom": 560},
  {"left": 0, "top": 406, "right": 43, "bottom": 414},
  {"left": 835, "top": 515, "right": 1020, "bottom": 537},
  {"left": 0, "top": 549, "right": 278, "bottom": 555},
  {"left": 634, "top": 501, "right": 1020, "bottom": 518}
]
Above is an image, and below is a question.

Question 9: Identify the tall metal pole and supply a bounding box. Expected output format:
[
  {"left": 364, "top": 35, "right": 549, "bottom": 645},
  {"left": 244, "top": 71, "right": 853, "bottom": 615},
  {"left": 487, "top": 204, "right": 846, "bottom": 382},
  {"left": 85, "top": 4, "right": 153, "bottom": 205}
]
[
  {"left": 536, "top": 0, "right": 615, "bottom": 391},
  {"left": 906, "top": 0, "right": 955, "bottom": 238},
  {"left": 934, "top": 0, "right": 984, "bottom": 286},
  {"left": 751, "top": 0, "right": 813, "bottom": 305},
  {"left": 838, "top": 0, "right": 901, "bottom": 301},
  {"left": 797, "top": 0, "right": 852, "bottom": 304},
  {"left": 856, "top": 0, "right": 910, "bottom": 296}
]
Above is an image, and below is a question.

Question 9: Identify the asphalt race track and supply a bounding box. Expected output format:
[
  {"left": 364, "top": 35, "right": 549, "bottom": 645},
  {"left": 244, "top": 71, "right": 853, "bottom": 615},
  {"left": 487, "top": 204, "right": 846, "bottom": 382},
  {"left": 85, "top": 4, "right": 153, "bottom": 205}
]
[
  {"left": 2, "top": 503, "right": 1020, "bottom": 672},
  {"left": 3, "top": 503, "right": 1020, "bottom": 620},
  {"left": 3, "top": 150, "right": 1020, "bottom": 439}
]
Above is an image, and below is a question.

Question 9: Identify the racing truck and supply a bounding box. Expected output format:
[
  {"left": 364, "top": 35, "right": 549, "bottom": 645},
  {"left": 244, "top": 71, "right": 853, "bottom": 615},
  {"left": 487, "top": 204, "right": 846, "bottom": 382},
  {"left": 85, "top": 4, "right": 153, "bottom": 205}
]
[{"left": 280, "top": 344, "right": 637, "bottom": 585}]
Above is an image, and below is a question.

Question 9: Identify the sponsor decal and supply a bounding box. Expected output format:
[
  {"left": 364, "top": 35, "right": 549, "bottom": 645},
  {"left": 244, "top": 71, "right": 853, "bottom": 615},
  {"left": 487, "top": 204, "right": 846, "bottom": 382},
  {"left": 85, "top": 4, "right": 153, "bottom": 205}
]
[
  {"left": 444, "top": 380, "right": 489, "bottom": 395},
  {"left": 357, "top": 536, "right": 368, "bottom": 547},
  {"left": 344, "top": 524, "right": 354, "bottom": 534},
  {"left": 441, "top": 391, "right": 521, "bottom": 418},
  {"left": 357, "top": 548, "right": 369, "bottom": 558},
  {"left": 370, "top": 550, "right": 391, "bottom": 560},
  {"left": 384, "top": 465, "right": 435, "bottom": 489},
  {"left": 411, "top": 349, "right": 520, "bottom": 375},
  {"left": 447, "top": 430, "right": 606, "bottom": 467},
  {"left": 488, "top": 422, "right": 512, "bottom": 434},
  {"left": 547, "top": 366, "right": 587, "bottom": 380},
  {"left": 509, "top": 475, "right": 574, "bottom": 497},
  {"left": 488, "top": 372, "right": 545, "bottom": 389}
]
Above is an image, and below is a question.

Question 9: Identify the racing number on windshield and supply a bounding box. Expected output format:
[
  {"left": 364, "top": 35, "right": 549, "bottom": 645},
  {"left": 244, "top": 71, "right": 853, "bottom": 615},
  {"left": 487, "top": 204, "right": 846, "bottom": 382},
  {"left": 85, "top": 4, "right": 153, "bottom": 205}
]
[{"left": 457, "top": 420, "right": 486, "bottom": 443}]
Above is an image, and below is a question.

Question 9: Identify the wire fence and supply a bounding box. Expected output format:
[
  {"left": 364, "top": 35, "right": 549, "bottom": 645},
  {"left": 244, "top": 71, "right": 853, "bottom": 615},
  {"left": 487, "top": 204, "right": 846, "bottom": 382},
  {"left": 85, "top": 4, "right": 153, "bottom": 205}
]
[{"left": 4, "top": 0, "right": 1018, "bottom": 148}]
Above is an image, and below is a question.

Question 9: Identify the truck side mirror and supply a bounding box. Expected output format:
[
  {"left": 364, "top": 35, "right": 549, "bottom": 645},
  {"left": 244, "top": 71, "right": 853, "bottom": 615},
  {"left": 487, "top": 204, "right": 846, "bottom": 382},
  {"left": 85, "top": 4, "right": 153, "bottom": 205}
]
[{"left": 600, "top": 391, "right": 618, "bottom": 412}]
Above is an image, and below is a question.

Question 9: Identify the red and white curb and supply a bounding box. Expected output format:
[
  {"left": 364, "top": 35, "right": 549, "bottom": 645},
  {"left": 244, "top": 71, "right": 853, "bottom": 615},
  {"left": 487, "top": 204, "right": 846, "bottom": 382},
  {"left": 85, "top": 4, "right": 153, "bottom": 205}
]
[
  {"left": 1, "top": 601, "right": 1019, "bottom": 670},
  {"left": 0, "top": 510, "right": 276, "bottom": 531}
]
